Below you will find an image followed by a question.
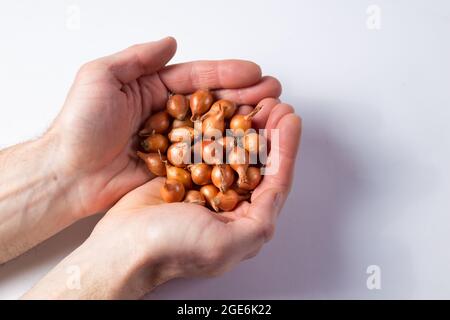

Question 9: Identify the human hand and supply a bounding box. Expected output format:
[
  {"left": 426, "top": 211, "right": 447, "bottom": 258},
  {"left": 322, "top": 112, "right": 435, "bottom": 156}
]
[
  {"left": 23, "top": 98, "right": 301, "bottom": 299},
  {"left": 46, "top": 37, "right": 282, "bottom": 218}
]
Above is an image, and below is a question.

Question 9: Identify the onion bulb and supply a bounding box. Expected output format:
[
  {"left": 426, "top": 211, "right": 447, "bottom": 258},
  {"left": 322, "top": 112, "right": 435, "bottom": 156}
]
[
  {"left": 189, "top": 89, "right": 214, "bottom": 121},
  {"left": 168, "top": 127, "right": 195, "bottom": 143},
  {"left": 166, "top": 94, "right": 189, "bottom": 120},
  {"left": 229, "top": 104, "right": 263, "bottom": 133},
  {"left": 161, "top": 179, "right": 185, "bottom": 203},
  {"left": 228, "top": 146, "right": 250, "bottom": 184},
  {"left": 200, "top": 184, "right": 220, "bottom": 212},
  {"left": 141, "top": 134, "right": 169, "bottom": 153},
  {"left": 184, "top": 190, "right": 206, "bottom": 206},
  {"left": 201, "top": 104, "right": 225, "bottom": 138},
  {"left": 167, "top": 142, "right": 191, "bottom": 167},
  {"left": 211, "top": 164, "right": 235, "bottom": 193},
  {"left": 202, "top": 99, "right": 237, "bottom": 119},
  {"left": 188, "top": 163, "right": 212, "bottom": 185},
  {"left": 165, "top": 162, "right": 192, "bottom": 189},
  {"left": 213, "top": 189, "right": 250, "bottom": 212},
  {"left": 243, "top": 132, "right": 267, "bottom": 155},
  {"left": 236, "top": 166, "right": 262, "bottom": 190},
  {"left": 139, "top": 111, "right": 171, "bottom": 136},
  {"left": 136, "top": 151, "right": 167, "bottom": 176},
  {"left": 172, "top": 117, "right": 194, "bottom": 129}
]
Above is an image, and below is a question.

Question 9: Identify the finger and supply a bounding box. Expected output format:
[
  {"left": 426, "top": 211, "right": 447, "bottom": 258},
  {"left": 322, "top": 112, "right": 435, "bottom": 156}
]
[
  {"left": 250, "top": 98, "right": 281, "bottom": 129},
  {"left": 159, "top": 60, "right": 262, "bottom": 93},
  {"left": 264, "top": 103, "right": 295, "bottom": 132},
  {"left": 83, "top": 37, "right": 177, "bottom": 84},
  {"left": 253, "top": 112, "right": 302, "bottom": 201},
  {"left": 214, "top": 76, "right": 282, "bottom": 105}
]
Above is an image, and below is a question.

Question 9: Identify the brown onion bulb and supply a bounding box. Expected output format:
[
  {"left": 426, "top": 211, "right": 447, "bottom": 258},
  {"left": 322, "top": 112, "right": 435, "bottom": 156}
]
[
  {"left": 201, "top": 104, "right": 225, "bottom": 138},
  {"left": 184, "top": 190, "right": 206, "bottom": 206},
  {"left": 161, "top": 179, "right": 185, "bottom": 203},
  {"left": 139, "top": 111, "right": 171, "bottom": 136},
  {"left": 136, "top": 151, "right": 167, "bottom": 176},
  {"left": 237, "top": 166, "right": 262, "bottom": 190},
  {"left": 172, "top": 117, "right": 194, "bottom": 129},
  {"left": 165, "top": 162, "right": 192, "bottom": 189},
  {"left": 141, "top": 134, "right": 169, "bottom": 153},
  {"left": 166, "top": 94, "right": 189, "bottom": 120},
  {"left": 232, "top": 183, "right": 251, "bottom": 196},
  {"left": 189, "top": 89, "right": 214, "bottom": 121},
  {"left": 202, "top": 99, "right": 237, "bottom": 119},
  {"left": 200, "top": 184, "right": 220, "bottom": 212},
  {"left": 167, "top": 142, "right": 191, "bottom": 167},
  {"left": 201, "top": 140, "right": 224, "bottom": 165},
  {"left": 229, "top": 104, "right": 262, "bottom": 133},
  {"left": 168, "top": 127, "right": 195, "bottom": 143},
  {"left": 243, "top": 132, "right": 267, "bottom": 155},
  {"left": 228, "top": 146, "right": 249, "bottom": 184},
  {"left": 213, "top": 189, "right": 250, "bottom": 212},
  {"left": 217, "top": 136, "right": 236, "bottom": 154},
  {"left": 211, "top": 164, "right": 235, "bottom": 193},
  {"left": 188, "top": 163, "right": 212, "bottom": 185}
]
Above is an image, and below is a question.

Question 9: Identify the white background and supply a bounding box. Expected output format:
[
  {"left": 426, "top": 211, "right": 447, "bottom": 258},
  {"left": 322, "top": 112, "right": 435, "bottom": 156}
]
[{"left": 0, "top": 0, "right": 449, "bottom": 299}]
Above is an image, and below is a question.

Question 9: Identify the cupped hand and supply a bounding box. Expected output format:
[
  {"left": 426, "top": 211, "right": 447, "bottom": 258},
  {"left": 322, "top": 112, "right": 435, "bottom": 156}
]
[
  {"left": 87, "top": 98, "right": 302, "bottom": 296},
  {"left": 47, "top": 37, "right": 282, "bottom": 217}
]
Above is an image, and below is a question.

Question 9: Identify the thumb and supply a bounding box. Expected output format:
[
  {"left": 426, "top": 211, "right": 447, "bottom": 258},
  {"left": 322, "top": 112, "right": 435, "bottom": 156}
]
[{"left": 84, "top": 37, "right": 177, "bottom": 84}]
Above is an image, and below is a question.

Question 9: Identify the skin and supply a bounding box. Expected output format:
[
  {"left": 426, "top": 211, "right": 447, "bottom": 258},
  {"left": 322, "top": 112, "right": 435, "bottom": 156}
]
[{"left": 0, "top": 37, "right": 302, "bottom": 299}]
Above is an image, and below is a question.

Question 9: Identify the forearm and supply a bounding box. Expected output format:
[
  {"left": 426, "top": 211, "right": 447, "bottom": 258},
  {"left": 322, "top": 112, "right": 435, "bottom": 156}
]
[
  {"left": 0, "top": 134, "right": 80, "bottom": 263},
  {"left": 22, "top": 232, "right": 174, "bottom": 299}
]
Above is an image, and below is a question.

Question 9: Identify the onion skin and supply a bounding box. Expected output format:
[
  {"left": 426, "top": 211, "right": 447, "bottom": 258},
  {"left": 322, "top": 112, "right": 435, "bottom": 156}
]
[
  {"left": 217, "top": 136, "right": 236, "bottom": 154},
  {"left": 167, "top": 142, "right": 191, "bottom": 168},
  {"left": 213, "top": 189, "right": 250, "bottom": 212},
  {"left": 237, "top": 166, "right": 262, "bottom": 190},
  {"left": 167, "top": 94, "right": 189, "bottom": 120},
  {"left": 141, "top": 134, "right": 169, "bottom": 153},
  {"left": 228, "top": 146, "right": 250, "bottom": 184},
  {"left": 243, "top": 132, "right": 267, "bottom": 155},
  {"left": 172, "top": 118, "right": 194, "bottom": 129},
  {"left": 229, "top": 104, "right": 262, "bottom": 133},
  {"left": 188, "top": 163, "right": 212, "bottom": 185},
  {"left": 137, "top": 151, "right": 167, "bottom": 176},
  {"left": 161, "top": 179, "right": 185, "bottom": 203},
  {"left": 201, "top": 105, "right": 225, "bottom": 139},
  {"left": 190, "top": 89, "right": 214, "bottom": 121},
  {"left": 203, "top": 99, "right": 237, "bottom": 119},
  {"left": 168, "top": 126, "right": 195, "bottom": 143},
  {"left": 139, "top": 111, "right": 171, "bottom": 136},
  {"left": 211, "top": 164, "right": 235, "bottom": 193},
  {"left": 184, "top": 190, "right": 206, "bottom": 206},
  {"left": 201, "top": 140, "right": 224, "bottom": 165},
  {"left": 200, "top": 184, "right": 220, "bottom": 212},
  {"left": 166, "top": 163, "right": 193, "bottom": 189}
]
